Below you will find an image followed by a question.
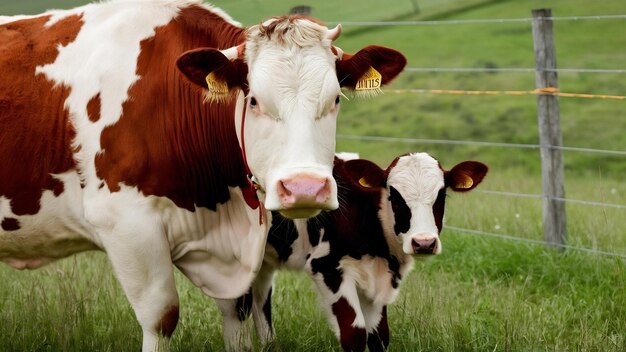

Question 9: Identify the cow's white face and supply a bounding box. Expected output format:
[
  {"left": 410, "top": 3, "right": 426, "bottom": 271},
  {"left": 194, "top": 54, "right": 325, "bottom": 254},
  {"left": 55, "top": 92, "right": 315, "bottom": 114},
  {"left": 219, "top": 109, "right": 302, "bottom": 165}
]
[
  {"left": 385, "top": 153, "right": 445, "bottom": 255},
  {"left": 237, "top": 28, "right": 341, "bottom": 219},
  {"left": 177, "top": 16, "right": 408, "bottom": 220}
]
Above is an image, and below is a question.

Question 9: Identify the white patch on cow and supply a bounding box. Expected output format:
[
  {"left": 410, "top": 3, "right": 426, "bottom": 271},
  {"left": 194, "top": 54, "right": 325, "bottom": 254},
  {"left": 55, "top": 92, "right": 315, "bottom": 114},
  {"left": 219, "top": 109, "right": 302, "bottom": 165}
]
[
  {"left": 340, "top": 256, "right": 401, "bottom": 307},
  {"left": 0, "top": 15, "right": 38, "bottom": 24},
  {"left": 386, "top": 153, "right": 444, "bottom": 255},
  {"left": 0, "top": 172, "right": 97, "bottom": 269},
  {"left": 336, "top": 258, "right": 391, "bottom": 332},
  {"left": 35, "top": 1, "right": 189, "bottom": 193},
  {"left": 215, "top": 298, "right": 253, "bottom": 352},
  {"left": 235, "top": 18, "right": 340, "bottom": 214},
  {"left": 160, "top": 187, "right": 268, "bottom": 299},
  {"left": 0, "top": 196, "right": 12, "bottom": 220},
  {"left": 335, "top": 152, "right": 360, "bottom": 161}
]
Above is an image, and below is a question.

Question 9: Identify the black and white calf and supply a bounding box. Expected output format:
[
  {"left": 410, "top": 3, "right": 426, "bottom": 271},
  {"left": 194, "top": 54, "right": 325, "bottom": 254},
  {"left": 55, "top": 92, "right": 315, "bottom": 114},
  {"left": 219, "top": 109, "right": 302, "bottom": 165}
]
[{"left": 215, "top": 153, "right": 488, "bottom": 351}]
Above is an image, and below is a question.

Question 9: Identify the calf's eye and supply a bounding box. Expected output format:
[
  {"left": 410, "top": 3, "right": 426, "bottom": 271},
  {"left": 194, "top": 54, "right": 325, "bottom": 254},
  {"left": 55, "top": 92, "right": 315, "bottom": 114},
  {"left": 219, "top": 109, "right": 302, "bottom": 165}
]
[{"left": 250, "top": 97, "right": 257, "bottom": 106}]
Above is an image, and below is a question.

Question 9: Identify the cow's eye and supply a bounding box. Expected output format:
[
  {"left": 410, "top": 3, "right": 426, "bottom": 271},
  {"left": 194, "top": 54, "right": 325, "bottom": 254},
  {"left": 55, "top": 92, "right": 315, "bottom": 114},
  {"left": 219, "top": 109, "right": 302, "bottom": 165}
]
[
  {"left": 250, "top": 97, "right": 257, "bottom": 107},
  {"left": 335, "top": 95, "right": 340, "bottom": 105}
]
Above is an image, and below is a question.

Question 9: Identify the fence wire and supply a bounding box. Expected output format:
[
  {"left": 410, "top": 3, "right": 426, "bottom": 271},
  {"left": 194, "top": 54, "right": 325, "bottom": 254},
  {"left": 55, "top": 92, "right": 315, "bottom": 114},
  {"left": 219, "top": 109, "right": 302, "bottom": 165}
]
[
  {"left": 332, "top": 14, "right": 626, "bottom": 27},
  {"left": 405, "top": 67, "right": 626, "bottom": 74},
  {"left": 447, "top": 226, "right": 626, "bottom": 260},
  {"left": 337, "top": 134, "right": 626, "bottom": 156},
  {"left": 476, "top": 190, "right": 626, "bottom": 210}
]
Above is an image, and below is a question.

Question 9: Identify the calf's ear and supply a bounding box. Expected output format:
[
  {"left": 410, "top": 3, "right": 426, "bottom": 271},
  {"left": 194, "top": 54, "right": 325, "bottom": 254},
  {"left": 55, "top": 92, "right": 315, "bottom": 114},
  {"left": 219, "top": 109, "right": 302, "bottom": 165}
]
[
  {"left": 340, "top": 159, "right": 387, "bottom": 190},
  {"left": 336, "top": 45, "right": 406, "bottom": 96},
  {"left": 445, "top": 161, "right": 488, "bottom": 192},
  {"left": 176, "top": 46, "right": 248, "bottom": 101}
]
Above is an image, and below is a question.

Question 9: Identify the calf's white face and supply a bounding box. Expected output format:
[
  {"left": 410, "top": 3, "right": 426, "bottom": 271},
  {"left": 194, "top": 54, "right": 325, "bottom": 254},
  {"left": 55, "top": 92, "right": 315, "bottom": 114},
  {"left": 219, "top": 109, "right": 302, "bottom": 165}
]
[
  {"left": 386, "top": 153, "right": 446, "bottom": 255},
  {"left": 381, "top": 153, "right": 488, "bottom": 255}
]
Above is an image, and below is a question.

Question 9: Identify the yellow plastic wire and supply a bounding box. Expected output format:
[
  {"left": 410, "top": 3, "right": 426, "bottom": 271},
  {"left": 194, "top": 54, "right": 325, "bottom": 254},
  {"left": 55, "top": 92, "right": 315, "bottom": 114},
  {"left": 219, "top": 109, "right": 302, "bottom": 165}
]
[{"left": 384, "top": 87, "right": 626, "bottom": 100}]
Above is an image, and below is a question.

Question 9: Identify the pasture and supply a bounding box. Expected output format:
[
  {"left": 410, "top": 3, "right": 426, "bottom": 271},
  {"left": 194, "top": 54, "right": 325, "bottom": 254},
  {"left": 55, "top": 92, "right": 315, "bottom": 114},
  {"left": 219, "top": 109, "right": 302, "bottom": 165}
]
[{"left": 1, "top": 0, "right": 625, "bottom": 351}]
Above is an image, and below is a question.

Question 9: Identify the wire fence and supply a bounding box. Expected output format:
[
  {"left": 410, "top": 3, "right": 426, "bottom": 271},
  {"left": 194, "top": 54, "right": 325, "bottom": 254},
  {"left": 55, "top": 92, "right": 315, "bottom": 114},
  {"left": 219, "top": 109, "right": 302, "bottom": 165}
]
[
  {"left": 331, "top": 14, "right": 626, "bottom": 26},
  {"left": 338, "top": 11, "right": 626, "bottom": 259},
  {"left": 404, "top": 67, "right": 626, "bottom": 74}
]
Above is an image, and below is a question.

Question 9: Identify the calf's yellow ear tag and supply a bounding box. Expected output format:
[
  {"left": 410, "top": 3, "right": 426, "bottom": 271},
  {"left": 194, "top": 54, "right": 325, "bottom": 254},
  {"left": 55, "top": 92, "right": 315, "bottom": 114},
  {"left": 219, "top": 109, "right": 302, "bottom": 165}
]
[
  {"left": 358, "top": 177, "right": 372, "bottom": 188},
  {"left": 456, "top": 174, "right": 474, "bottom": 189},
  {"left": 205, "top": 72, "right": 229, "bottom": 97}
]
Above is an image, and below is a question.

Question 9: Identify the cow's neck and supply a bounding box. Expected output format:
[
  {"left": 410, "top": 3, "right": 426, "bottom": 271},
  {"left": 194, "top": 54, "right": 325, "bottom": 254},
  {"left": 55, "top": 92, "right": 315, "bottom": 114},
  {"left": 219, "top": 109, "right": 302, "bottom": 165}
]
[{"left": 95, "top": 6, "right": 249, "bottom": 212}]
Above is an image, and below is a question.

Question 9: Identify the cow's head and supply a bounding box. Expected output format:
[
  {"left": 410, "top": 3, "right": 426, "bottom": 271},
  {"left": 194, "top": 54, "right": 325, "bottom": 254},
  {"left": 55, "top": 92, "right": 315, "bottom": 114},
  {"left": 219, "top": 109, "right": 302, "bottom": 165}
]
[
  {"left": 176, "top": 16, "right": 406, "bottom": 219},
  {"left": 341, "top": 153, "right": 488, "bottom": 255}
]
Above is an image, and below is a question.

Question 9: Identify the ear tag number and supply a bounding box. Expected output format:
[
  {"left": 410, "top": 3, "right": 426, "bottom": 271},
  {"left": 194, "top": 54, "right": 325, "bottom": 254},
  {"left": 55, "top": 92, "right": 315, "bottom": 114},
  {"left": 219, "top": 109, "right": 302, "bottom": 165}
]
[{"left": 355, "top": 67, "right": 382, "bottom": 91}]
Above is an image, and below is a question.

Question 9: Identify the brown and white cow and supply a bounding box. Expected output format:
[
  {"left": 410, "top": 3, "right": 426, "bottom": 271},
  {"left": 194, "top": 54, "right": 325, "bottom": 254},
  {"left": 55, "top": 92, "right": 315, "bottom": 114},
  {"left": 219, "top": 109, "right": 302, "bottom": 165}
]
[
  {"left": 217, "top": 153, "right": 488, "bottom": 351},
  {"left": 0, "top": 1, "right": 406, "bottom": 350}
]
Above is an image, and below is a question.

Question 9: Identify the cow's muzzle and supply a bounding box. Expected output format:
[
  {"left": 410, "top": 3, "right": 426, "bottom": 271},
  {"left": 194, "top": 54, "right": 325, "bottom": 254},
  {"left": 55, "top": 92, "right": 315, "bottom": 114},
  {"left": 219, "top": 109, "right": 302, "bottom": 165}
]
[{"left": 275, "top": 174, "right": 335, "bottom": 219}]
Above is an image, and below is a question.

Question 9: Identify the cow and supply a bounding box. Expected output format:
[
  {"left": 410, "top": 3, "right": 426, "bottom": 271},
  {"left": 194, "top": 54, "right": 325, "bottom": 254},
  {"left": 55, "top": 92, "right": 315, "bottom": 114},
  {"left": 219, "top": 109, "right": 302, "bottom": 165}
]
[
  {"left": 217, "top": 153, "right": 488, "bottom": 352},
  {"left": 0, "top": 0, "right": 407, "bottom": 350}
]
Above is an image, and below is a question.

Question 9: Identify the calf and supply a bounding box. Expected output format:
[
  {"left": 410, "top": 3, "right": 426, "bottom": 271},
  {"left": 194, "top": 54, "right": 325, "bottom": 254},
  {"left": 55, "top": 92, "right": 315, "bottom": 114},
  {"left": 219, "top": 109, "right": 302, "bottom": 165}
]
[{"left": 216, "top": 153, "right": 488, "bottom": 351}]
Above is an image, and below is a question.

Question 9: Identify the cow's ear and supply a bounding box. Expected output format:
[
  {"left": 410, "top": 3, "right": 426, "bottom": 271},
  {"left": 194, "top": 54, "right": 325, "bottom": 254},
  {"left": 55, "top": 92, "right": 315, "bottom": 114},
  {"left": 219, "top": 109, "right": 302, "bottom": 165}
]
[
  {"left": 340, "top": 159, "right": 387, "bottom": 190},
  {"left": 336, "top": 45, "right": 406, "bottom": 97},
  {"left": 445, "top": 161, "right": 488, "bottom": 192},
  {"left": 176, "top": 46, "right": 248, "bottom": 101}
]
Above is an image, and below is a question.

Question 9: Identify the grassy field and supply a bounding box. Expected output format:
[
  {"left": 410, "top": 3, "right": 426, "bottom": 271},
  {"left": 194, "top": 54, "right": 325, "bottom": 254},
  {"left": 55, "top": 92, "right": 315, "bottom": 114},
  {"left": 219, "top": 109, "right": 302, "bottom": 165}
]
[{"left": 1, "top": 0, "right": 625, "bottom": 351}]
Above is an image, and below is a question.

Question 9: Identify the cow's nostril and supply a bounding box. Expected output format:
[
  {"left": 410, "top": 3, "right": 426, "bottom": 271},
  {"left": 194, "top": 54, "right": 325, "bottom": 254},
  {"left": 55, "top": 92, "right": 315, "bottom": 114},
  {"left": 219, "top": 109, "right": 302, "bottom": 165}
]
[
  {"left": 278, "top": 181, "right": 292, "bottom": 196},
  {"left": 412, "top": 238, "right": 437, "bottom": 254}
]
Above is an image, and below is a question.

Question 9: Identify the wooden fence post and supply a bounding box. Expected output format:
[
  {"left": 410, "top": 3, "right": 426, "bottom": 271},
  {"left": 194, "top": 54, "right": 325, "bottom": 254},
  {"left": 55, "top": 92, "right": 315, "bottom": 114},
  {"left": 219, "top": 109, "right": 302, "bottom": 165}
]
[{"left": 532, "top": 8, "right": 567, "bottom": 249}]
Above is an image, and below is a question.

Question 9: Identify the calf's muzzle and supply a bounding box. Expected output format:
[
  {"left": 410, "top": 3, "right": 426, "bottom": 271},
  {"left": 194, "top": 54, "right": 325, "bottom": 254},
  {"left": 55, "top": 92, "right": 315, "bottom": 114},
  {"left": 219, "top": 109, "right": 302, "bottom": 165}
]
[{"left": 411, "top": 237, "right": 438, "bottom": 255}]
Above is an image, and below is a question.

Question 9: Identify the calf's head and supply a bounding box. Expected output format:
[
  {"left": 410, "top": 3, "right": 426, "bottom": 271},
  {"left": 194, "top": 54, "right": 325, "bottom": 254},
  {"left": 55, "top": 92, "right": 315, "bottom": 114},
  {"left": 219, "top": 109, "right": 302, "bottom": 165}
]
[
  {"left": 341, "top": 153, "right": 487, "bottom": 255},
  {"left": 177, "top": 16, "right": 406, "bottom": 219}
]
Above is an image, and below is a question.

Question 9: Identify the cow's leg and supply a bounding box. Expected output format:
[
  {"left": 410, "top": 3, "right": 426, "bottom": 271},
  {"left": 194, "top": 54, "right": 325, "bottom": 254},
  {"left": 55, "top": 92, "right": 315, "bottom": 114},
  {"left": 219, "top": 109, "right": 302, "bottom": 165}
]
[
  {"left": 96, "top": 212, "right": 179, "bottom": 352},
  {"left": 330, "top": 295, "right": 367, "bottom": 352},
  {"left": 215, "top": 290, "right": 253, "bottom": 352},
  {"left": 365, "top": 306, "right": 389, "bottom": 352},
  {"left": 251, "top": 264, "right": 277, "bottom": 345}
]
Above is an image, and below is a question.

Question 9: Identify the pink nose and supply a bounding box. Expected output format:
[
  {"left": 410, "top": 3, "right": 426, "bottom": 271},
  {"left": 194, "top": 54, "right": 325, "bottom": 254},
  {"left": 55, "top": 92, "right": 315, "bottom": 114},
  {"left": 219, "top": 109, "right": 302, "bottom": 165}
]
[
  {"left": 277, "top": 175, "right": 331, "bottom": 208},
  {"left": 411, "top": 237, "right": 438, "bottom": 255}
]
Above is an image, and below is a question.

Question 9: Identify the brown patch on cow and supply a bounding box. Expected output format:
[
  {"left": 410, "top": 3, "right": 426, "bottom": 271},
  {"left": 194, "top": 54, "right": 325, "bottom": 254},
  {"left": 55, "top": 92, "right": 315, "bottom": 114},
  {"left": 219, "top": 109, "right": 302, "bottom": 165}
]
[
  {"left": 1, "top": 218, "right": 20, "bottom": 231},
  {"left": 94, "top": 6, "right": 250, "bottom": 211},
  {"left": 87, "top": 93, "right": 101, "bottom": 122},
  {"left": 332, "top": 297, "right": 366, "bottom": 352},
  {"left": 0, "top": 15, "right": 83, "bottom": 215},
  {"left": 157, "top": 305, "right": 179, "bottom": 338}
]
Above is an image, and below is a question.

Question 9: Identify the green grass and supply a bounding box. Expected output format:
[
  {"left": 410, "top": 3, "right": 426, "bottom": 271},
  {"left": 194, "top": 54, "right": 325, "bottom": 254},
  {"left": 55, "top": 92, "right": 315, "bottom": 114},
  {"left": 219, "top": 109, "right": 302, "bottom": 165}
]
[
  {"left": 1, "top": 232, "right": 624, "bottom": 351},
  {"left": 1, "top": 0, "right": 625, "bottom": 351}
]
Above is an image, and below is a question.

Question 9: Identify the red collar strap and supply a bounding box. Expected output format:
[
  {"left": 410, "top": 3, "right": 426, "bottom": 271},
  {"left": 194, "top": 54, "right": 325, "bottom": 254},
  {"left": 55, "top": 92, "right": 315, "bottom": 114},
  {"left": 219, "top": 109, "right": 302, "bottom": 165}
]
[{"left": 239, "top": 97, "right": 265, "bottom": 225}]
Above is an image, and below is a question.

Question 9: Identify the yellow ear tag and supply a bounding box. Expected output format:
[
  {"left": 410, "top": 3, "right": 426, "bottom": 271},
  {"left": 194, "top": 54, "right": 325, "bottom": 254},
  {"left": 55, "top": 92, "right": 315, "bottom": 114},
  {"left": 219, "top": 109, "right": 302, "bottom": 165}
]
[
  {"left": 456, "top": 175, "right": 474, "bottom": 189},
  {"left": 358, "top": 177, "right": 372, "bottom": 188},
  {"left": 205, "top": 72, "right": 229, "bottom": 96},
  {"left": 355, "top": 66, "right": 382, "bottom": 91}
]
